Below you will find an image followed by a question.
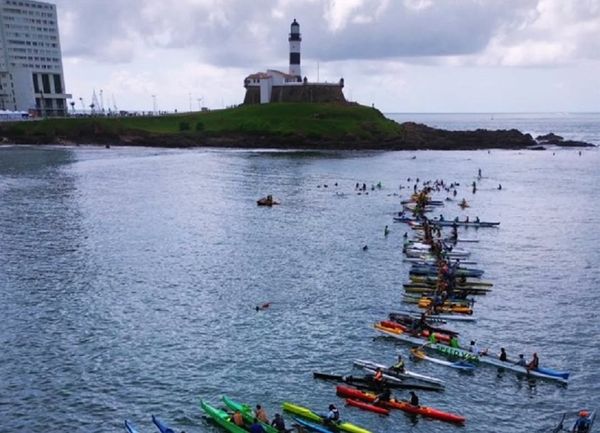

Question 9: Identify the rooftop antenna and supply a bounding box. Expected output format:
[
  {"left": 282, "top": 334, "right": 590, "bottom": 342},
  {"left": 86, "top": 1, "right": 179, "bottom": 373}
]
[
  {"left": 99, "top": 89, "right": 104, "bottom": 112},
  {"left": 91, "top": 89, "right": 99, "bottom": 113}
]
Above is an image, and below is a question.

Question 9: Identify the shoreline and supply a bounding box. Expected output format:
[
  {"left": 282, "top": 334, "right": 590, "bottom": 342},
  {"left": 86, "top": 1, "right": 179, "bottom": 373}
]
[{"left": 0, "top": 103, "right": 596, "bottom": 151}]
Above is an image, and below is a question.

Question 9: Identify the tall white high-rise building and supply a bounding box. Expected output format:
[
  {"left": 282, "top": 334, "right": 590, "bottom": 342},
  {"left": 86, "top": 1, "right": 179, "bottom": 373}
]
[{"left": 0, "top": 0, "right": 70, "bottom": 115}]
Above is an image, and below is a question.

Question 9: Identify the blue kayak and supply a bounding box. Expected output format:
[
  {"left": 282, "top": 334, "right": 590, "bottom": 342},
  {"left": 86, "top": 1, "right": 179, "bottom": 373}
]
[
  {"left": 124, "top": 420, "right": 140, "bottom": 433},
  {"left": 293, "top": 417, "right": 337, "bottom": 433},
  {"left": 536, "top": 367, "right": 570, "bottom": 380},
  {"left": 152, "top": 415, "right": 176, "bottom": 433}
]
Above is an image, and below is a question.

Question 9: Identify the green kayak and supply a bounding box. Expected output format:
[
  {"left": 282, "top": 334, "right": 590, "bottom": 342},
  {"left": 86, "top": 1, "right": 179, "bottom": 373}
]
[
  {"left": 222, "top": 396, "right": 279, "bottom": 433},
  {"left": 282, "top": 402, "right": 372, "bottom": 433},
  {"left": 200, "top": 400, "right": 247, "bottom": 433}
]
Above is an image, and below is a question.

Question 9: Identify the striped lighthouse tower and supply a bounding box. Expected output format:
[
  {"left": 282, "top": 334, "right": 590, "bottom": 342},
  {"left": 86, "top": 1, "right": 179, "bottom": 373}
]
[{"left": 288, "top": 19, "right": 301, "bottom": 79}]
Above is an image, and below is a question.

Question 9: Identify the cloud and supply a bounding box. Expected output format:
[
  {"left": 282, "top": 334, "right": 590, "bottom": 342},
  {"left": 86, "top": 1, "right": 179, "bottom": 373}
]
[{"left": 55, "top": 0, "right": 600, "bottom": 68}]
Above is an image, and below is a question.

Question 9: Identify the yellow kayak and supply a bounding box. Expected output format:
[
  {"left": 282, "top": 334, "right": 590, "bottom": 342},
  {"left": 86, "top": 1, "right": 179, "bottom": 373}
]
[{"left": 282, "top": 402, "right": 372, "bottom": 433}]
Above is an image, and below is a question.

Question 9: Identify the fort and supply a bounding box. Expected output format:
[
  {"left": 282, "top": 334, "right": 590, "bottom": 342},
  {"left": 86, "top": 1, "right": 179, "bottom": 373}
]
[{"left": 243, "top": 19, "right": 346, "bottom": 105}]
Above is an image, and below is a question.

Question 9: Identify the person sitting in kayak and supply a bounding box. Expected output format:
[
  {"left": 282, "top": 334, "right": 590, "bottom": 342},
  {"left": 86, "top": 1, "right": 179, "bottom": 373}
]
[
  {"left": 465, "top": 216, "right": 470, "bottom": 223},
  {"left": 526, "top": 353, "right": 539, "bottom": 372},
  {"left": 450, "top": 335, "right": 460, "bottom": 348},
  {"left": 270, "top": 413, "right": 287, "bottom": 433},
  {"left": 499, "top": 347, "right": 508, "bottom": 362},
  {"left": 255, "top": 405, "right": 269, "bottom": 423},
  {"left": 372, "top": 367, "right": 385, "bottom": 389},
  {"left": 390, "top": 355, "right": 405, "bottom": 373},
  {"left": 516, "top": 354, "right": 526, "bottom": 366},
  {"left": 573, "top": 410, "right": 592, "bottom": 432},
  {"left": 249, "top": 418, "right": 266, "bottom": 433},
  {"left": 324, "top": 404, "right": 340, "bottom": 426},
  {"left": 373, "top": 387, "right": 392, "bottom": 405},
  {"left": 468, "top": 340, "right": 486, "bottom": 355},
  {"left": 231, "top": 410, "right": 244, "bottom": 427},
  {"left": 409, "top": 391, "right": 420, "bottom": 407},
  {"left": 475, "top": 216, "right": 480, "bottom": 223}
]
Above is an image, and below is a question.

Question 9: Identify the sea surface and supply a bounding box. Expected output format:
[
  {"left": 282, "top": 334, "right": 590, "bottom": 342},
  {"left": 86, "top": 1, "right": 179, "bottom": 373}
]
[{"left": 1, "top": 114, "right": 599, "bottom": 433}]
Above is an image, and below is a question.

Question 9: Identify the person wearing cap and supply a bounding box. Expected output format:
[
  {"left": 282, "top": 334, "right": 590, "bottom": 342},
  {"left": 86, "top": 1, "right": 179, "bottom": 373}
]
[{"left": 573, "top": 410, "right": 592, "bottom": 432}]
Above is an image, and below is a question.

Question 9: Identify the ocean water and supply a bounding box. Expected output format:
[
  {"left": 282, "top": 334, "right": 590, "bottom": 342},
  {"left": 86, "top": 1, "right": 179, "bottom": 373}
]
[{"left": 0, "top": 114, "right": 599, "bottom": 433}]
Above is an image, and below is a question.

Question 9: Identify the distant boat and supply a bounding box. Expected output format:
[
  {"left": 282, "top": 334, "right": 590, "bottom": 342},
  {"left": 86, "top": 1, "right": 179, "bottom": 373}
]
[{"left": 257, "top": 195, "right": 279, "bottom": 206}]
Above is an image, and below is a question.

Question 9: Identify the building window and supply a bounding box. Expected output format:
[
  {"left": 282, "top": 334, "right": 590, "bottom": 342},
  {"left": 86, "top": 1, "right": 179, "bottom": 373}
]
[
  {"left": 32, "top": 73, "right": 39, "bottom": 92},
  {"left": 53, "top": 74, "right": 62, "bottom": 93},
  {"left": 41, "top": 73, "right": 50, "bottom": 93}
]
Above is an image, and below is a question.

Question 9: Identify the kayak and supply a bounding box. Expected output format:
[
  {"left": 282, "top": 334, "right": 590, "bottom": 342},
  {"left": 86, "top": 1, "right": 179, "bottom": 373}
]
[
  {"left": 200, "top": 400, "right": 248, "bottom": 433},
  {"left": 312, "top": 372, "right": 442, "bottom": 391},
  {"left": 387, "top": 313, "right": 460, "bottom": 335},
  {"left": 222, "top": 396, "right": 279, "bottom": 433},
  {"left": 345, "top": 399, "right": 390, "bottom": 416},
  {"left": 403, "top": 286, "right": 489, "bottom": 296},
  {"left": 409, "top": 275, "right": 493, "bottom": 287},
  {"left": 378, "top": 320, "right": 453, "bottom": 344},
  {"left": 407, "top": 295, "right": 474, "bottom": 307},
  {"left": 410, "top": 265, "right": 484, "bottom": 279},
  {"left": 124, "top": 420, "right": 140, "bottom": 433},
  {"left": 374, "top": 322, "right": 568, "bottom": 384},
  {"left": 416, "top": 302, "right": 474, "bottom": 315},
  {"left": 282, "top": 402, "right": 372, "bottom": 433},
  {"left": 404, "top": 257, "right": 478, "bottom": 266},
  {"left": 152, "top": 416, "right": 175, "bottom": 433},
  {"left": 352, "top": 359, "right": 444, "bottom": 387},
  {"left": 293, "top": 417, "right": 336, "bottom": 433},
  {"left": 431, "top": 346, "right": 570, "bottom": 384},
  {"left": 410, "top": 347, "right": 477, "bottom": 371},
  {"left": 336, "top": 386, "right": 465, "bottom": 424},
  {"left": 431, "top": 220, "right": 500, "bottom": 228}
]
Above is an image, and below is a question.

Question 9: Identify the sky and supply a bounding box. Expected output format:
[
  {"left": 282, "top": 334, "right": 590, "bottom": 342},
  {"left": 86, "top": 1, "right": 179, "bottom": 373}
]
[{"left": 54, "top": 0, "right": 600, "bottom": 113}]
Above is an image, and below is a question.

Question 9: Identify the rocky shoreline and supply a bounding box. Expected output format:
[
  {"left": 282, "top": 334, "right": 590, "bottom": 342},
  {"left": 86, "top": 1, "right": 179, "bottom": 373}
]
[{"left": 1, "top": 121, "right": 596, "bottom": 150}]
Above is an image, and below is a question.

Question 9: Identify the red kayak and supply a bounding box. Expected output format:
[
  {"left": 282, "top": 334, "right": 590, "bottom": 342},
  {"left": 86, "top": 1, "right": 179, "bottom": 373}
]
[
  {"left": 336, "top": 386, "right": 465, "bottom": 424},
  {"left": 379, "top": 320, "right": 452, "bottom": 343},
  {"left": 345, "top": 399, "right": 390, "bottom": 415}
]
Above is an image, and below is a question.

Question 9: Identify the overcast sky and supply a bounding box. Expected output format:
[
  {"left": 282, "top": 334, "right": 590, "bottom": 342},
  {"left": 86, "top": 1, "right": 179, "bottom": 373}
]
[{"left": 54, "top": 0, "right": 600, "bottom": 113}]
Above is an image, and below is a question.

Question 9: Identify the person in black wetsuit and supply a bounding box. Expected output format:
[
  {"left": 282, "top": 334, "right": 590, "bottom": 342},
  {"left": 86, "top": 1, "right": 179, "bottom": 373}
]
[
  {"left": 499, "top": 347, "right": 507, "bottom": 362},
  {"left": 409, "top": 391, "right": 419, "bottom": 406},
  {"left": 270, "top": 413, "right": 286, "bottom": 433}
]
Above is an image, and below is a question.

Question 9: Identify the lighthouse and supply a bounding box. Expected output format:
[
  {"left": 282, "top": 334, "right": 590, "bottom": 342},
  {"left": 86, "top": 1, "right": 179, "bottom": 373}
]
[{"left": 288, "top": 19, "right": 301, "bottom": 78}]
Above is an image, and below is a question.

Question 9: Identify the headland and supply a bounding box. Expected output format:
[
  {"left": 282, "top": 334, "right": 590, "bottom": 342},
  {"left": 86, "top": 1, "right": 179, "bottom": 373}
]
[{"left": 0, "top": 103, "right": 595, "bottom": 150}]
